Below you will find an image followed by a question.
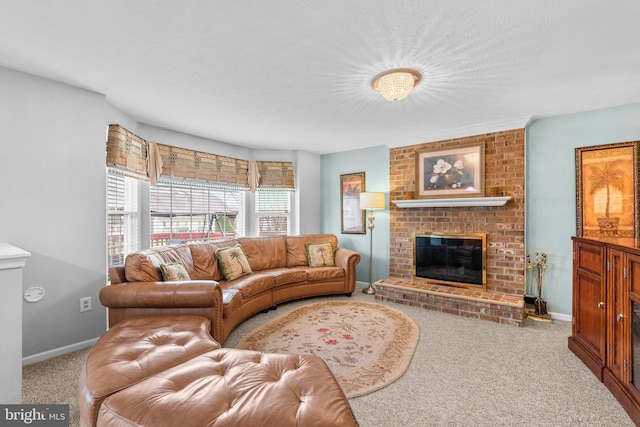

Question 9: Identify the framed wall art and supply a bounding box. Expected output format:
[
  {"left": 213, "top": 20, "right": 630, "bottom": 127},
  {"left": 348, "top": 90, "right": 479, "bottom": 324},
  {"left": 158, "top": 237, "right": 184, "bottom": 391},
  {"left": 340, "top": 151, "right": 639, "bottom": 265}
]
[
  {"left": 340, "top": 172, "right": 366, "bottom": 234},
  {"left": 575, "top": 141, "right": 639, "bottom": 238},
  {"left": 415, "top": 142, "right": 485, "bottom": 199}
]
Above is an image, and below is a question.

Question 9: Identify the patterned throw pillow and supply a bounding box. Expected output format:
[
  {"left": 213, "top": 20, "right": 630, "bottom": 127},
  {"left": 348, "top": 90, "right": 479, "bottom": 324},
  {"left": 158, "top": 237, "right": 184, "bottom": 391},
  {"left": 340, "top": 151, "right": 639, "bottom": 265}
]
[
  {"left": 306, "top": 242, "right": 335, "bottom": 268},
  {"left": 159, "top": 261, "right": 191, "bottom": 281},
  {"left": 215, "top": 244, "right": 252, "bottom": 281}
]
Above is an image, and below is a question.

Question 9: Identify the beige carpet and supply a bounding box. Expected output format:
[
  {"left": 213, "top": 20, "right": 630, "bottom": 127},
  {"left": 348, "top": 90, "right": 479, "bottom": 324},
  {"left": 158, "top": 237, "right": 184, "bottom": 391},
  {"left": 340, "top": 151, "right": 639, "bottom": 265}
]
[
  {"left": 23, "top": 289, "right": 636, "bottom": 426},
  {"left": 236, "top": 300, "right": 419, "bottom": 398}
]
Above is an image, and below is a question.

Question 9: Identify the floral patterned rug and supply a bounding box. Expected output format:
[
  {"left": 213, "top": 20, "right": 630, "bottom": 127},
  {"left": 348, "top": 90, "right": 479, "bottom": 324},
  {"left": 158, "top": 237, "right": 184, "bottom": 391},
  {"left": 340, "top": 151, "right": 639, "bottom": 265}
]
[{"left": 236, "top": 300, "right": 420, "bottom": 398}]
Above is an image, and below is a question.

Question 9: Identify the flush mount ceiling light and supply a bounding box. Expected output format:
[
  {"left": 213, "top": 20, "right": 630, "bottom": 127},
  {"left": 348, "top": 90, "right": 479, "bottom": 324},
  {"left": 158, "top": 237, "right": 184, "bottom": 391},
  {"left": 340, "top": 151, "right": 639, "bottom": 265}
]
[{"left": 372, "top": 68, "right": 421, "bottom": 102}]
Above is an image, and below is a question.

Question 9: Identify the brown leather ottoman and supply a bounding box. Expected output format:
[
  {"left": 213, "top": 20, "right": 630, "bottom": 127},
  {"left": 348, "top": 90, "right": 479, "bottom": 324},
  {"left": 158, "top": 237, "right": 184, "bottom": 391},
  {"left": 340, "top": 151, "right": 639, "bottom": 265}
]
[
  {"left": 78, "top": 315, "right": 221, "bottom": 427},
  {"left": 79, "top": 315, "right": 358, "bottom": 427},
  {"left": 97, "top": 348, "right": 358, "bottom": 427}
]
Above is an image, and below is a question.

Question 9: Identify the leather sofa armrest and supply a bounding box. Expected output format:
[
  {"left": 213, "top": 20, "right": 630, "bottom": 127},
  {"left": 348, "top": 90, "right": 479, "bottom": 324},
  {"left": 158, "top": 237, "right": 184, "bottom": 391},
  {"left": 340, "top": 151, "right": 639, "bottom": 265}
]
[
  {"left": 334, "top": 248, "right": 361, "bottom": 292},
  {"left": 100, "top": 280, "right": 223, "bottom": 309},
  {"left": 108, "top": 265, "right": 126, "bottom": 284}
]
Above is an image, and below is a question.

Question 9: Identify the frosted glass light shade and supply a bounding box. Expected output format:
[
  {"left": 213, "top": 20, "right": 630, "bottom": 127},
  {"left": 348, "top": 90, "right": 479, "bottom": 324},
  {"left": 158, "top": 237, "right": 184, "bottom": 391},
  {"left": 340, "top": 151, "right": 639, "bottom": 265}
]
[
  {"left": 360, "top": 192, "right": 386, "bottom": 210},
  {"left": 373, "top": 69, "right": 421, "bottom": 102}
]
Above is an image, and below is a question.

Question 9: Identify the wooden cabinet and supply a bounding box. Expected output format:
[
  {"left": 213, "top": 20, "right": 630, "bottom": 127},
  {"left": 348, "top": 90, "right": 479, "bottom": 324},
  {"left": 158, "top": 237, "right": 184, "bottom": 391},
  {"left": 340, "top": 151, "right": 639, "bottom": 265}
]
[
  {"left": 569, "top": 238, "right": 607, "bottom": 379},
  {"left": 570, "top": 237, "right": 640, "bottom": 424}
]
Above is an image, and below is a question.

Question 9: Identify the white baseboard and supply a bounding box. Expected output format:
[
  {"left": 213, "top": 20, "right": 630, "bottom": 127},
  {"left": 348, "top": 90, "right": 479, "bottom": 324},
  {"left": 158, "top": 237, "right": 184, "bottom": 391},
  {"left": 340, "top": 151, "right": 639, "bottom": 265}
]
[
  {"left": 22, "top": 337, "right": 99, "bottom": 366},
  {"left": 549, "top": 311, "right": 572, "bottom": 322}
]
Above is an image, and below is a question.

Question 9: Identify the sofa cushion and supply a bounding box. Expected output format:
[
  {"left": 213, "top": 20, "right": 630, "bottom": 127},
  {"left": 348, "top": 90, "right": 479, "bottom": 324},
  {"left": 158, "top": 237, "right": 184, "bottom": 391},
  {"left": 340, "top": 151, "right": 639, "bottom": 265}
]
[
  {"left": 259, "top": 268, "right": 307, "bottom": 287},
  {"left": 286, "top": 234, "right": 339, "bottom": 267},
  {"left": 189, "top": 239, "right": 238, "bottom": 281},
  {"left": 125, "top": 245, "right": 194, "bottom": 282},
  {"left": 223, "top": 273, "right": 275, "bottom": 299},
  {"left": 274, "top": 269, "right": 307, "bottom": 287},
  {"left": 305, "top": 266, "right": 345, "bottom": 282},
  {"left": 238, "top": 236, "right": 287, "bottom": 270},
  {"left": 216, "top": 244, "right": 252, "bottom": 281},
  {"left": 306, "top": 242, "right": 335, "bottom": 267},
  {"left": 159, "top": 261, "right": 191, "bottom": 281},
  {"left": 97, "top": 349, "right": 358, "bottom": 427}
]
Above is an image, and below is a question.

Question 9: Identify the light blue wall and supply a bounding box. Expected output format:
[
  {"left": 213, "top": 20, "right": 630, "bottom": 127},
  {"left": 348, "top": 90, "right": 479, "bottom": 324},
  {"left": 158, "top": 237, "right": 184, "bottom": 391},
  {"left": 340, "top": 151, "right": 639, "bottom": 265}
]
[
  {"left": 319, "top": 103, "right": 640, "bottom": 315},
  {"left": 527, "top": 102, "right": 640, "bottom": 315},
  {"left": 321, "top": 146, "right": 390, "bottom": 284}
]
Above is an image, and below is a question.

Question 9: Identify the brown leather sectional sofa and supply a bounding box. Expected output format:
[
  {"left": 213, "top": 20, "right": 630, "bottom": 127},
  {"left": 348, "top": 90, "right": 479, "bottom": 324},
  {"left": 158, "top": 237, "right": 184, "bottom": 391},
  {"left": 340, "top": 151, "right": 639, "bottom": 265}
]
[
  {"left": 81, "top": 234, "right": 362, "bottom": 426},
  {"left": 101, "top": 233, "right": 361, "bottom": 343}
]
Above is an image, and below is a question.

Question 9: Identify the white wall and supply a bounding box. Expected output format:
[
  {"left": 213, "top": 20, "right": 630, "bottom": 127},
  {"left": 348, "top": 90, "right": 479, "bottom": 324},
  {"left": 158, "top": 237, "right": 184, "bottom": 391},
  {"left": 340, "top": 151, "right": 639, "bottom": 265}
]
[
  {"left": 0, "top": 66, "right": 108, "bottom": 359},
  {"left": 0, "top": 66, "right": 321, "bottom": 359},
  {"left": 295, "top": 150, "right": 321, "bottom": 234}
]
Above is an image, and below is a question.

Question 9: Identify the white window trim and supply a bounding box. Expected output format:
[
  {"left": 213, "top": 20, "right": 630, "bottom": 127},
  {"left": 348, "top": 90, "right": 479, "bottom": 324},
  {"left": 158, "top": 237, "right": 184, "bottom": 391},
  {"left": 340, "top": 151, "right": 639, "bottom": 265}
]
[{"left": 254, "top": 190, "right": 296, "bottom": 237}]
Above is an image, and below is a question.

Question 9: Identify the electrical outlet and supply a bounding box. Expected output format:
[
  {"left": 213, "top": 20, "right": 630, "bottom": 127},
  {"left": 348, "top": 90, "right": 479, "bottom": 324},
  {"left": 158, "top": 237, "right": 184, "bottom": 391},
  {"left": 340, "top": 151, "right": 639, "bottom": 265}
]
[{"left": 80, "top": 296, "right": 92, "bottom": 312}]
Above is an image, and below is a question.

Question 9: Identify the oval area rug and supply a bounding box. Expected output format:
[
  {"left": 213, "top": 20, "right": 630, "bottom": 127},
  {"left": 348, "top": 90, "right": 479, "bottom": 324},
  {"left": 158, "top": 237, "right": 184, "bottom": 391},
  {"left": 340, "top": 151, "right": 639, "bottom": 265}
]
[{"left": 236, "top": 300, "right": 419, "bottom": 398}]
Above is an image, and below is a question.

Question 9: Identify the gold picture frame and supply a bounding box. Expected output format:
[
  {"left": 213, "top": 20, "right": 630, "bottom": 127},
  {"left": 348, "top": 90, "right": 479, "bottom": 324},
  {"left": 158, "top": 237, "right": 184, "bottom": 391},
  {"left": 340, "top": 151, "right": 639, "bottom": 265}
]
[
  {"left": 340, "top": 172, "right": 366, "bottom": 234},
  {"left": 415, "top": 142, "right": 485, "bottom": 198},
  {"left": 575, "top": 141, "right": 639, "bottom": 238}
]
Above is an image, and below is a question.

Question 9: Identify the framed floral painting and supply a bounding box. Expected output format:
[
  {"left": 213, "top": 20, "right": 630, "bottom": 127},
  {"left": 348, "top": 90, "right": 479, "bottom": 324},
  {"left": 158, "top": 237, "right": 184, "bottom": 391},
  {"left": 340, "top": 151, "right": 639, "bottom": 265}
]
[
  {"left": 575, "top": 141, "right": 639, "bottom": 238},
  {"left": 415, "top": 142, "right": 485, "bottom": 198},
  {"left": 340, "top": 172, "right": 366, "bottom": 234}
]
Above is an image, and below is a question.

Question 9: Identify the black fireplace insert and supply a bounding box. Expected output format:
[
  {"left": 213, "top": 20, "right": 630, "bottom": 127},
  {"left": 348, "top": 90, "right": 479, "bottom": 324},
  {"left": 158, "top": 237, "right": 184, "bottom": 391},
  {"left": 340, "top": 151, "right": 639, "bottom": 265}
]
[{"left": 414, "top": 232, "right": 486, "bottom": 290}]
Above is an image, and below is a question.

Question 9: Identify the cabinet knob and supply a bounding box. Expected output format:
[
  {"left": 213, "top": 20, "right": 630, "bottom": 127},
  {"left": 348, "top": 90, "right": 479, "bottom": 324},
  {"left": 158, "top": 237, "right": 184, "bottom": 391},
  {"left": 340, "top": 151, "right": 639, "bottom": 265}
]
[
  {"left": 598, "top": 302, "right": 605, "bottom": 309},
  {"left": 617, "top": 313, "right": 625, "bottom": 322}
]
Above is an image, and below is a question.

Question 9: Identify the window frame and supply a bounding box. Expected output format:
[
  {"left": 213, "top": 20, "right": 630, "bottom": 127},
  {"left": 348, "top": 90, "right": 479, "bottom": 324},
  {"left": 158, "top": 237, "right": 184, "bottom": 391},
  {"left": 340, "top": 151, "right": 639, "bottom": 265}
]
[{"left": 255, "top": 189, "right": 295, "bottom": 237}]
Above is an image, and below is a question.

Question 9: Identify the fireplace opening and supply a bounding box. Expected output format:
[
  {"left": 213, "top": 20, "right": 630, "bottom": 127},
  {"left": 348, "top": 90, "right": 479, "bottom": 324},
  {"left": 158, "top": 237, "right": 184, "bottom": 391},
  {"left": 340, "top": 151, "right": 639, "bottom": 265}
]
[{"left": 414, "top": 232, "right": 487, "bottom": 291}]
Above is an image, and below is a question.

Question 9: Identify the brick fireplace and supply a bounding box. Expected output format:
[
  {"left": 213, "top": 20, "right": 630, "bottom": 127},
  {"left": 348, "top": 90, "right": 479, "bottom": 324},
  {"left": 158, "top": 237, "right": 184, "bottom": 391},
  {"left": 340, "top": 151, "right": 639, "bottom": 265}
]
[{"left": 375, "top": 129, "right": 525, "bottom": 326}]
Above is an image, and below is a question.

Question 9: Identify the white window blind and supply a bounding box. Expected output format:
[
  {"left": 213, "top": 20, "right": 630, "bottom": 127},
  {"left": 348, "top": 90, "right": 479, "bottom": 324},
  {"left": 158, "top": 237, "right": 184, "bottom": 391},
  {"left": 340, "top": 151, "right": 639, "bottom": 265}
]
[
  {"left": 107, "top": 169, "right": 140, "bottom": 266},
  {"left": 255, "top": 189, "right": 291, "bottom": 237},
  {"left": 150, "top": 179, "right": 244, "bottom": 247}
]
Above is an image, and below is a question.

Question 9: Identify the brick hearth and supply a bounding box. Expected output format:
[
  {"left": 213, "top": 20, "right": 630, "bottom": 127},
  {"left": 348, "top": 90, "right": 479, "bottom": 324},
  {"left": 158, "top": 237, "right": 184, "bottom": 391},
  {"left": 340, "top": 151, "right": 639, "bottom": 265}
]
[
  {"left": 374, "top": 278, "right": 524, "bottom": 326},
  {"left": 385, "top": 129, "right": 526, "bottom": 325}
]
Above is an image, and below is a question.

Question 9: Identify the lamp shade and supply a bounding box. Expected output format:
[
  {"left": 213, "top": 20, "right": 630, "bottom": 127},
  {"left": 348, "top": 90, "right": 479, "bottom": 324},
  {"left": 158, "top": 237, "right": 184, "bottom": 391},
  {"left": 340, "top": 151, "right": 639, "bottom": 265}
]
[{"left": 360, "top": 192, "right": 385, "bottom": 210}]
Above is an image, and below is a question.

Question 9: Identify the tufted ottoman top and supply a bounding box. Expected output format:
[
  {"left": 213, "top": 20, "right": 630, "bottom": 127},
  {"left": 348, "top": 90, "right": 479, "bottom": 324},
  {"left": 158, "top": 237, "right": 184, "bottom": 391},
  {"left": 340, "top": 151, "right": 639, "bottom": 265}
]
[
  {"left": 79, "top": 315, "right": 220, "bottom": 427},
  {"left": 97, "top": 348, "right": 358, "bottom": 427}
]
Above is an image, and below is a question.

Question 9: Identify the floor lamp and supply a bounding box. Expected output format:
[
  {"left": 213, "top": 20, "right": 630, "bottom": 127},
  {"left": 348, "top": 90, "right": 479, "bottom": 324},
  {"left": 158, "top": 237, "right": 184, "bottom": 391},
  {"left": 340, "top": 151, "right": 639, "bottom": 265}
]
[{"left": 359, "top": 192, "right": 385, "bottom": 295}]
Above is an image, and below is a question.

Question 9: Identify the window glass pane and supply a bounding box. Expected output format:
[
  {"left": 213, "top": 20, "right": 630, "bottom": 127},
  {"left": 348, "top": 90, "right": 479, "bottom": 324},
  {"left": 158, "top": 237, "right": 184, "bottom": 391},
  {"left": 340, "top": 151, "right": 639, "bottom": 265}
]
[
  {"left": 150, "top": 180, "right": 243, "bottom": 246},
  {"left": 107, "top": 170, "right": 139, "bottom": 267},
  {"left": 257, "top": 190, "right": 290, "bottom": 212},
  {"left": 256, "top": 189, "right": 290, "bottom": 236},
  {"left": 258, "top": 216, "right": 288, "bottom": 236}
]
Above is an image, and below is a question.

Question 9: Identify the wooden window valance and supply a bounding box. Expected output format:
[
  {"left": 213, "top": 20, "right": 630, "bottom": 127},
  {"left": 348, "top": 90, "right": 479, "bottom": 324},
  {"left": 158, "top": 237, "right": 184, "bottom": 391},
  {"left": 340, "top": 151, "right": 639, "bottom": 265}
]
[
  {"left": 156, "top": 144, "right": 250, "bottom": 190},
  {"left": 256, "top": 161, "right": 295, "bottom": 190},
  {"left": 106, "top": 124, "right": 295, "bottom": 190},
  {"left": 106, "top": 124, "right": 149, "bottom": 180}
]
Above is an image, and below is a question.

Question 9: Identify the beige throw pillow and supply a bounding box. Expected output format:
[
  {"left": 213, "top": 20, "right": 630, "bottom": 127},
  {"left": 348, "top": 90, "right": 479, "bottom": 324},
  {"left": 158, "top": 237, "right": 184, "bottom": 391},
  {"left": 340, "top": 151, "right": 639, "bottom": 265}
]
[
  {"left": 215, "top": 244, "right": 252, "bottom": 281},
  {"left": 306, "top": 242, "right": 335, "bottom": 268},
  {"left": 159, "top": 261, "right": 191, "bottom": 282}
]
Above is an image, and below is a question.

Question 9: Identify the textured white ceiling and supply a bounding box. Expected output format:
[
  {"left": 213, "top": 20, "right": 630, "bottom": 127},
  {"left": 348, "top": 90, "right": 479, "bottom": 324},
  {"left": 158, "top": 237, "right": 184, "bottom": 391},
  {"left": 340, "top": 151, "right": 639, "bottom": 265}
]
[{"left": 1, "top": 1, "right": 639, "bottom": 154}]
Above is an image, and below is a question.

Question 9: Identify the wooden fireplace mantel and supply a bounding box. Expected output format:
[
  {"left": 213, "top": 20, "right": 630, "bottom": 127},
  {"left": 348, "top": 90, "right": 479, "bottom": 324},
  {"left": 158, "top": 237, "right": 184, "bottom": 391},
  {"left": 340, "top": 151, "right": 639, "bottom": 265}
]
[{"left": 392, "top": 196, "right": 511, "bottom": 208}]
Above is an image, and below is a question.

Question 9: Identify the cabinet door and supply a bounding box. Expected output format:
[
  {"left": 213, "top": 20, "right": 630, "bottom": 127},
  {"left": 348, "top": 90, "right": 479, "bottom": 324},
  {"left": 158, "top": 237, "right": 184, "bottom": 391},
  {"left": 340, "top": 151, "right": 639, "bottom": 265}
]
[
  {"left": 628, "top": 253, "right": 640, "bottom": 394},
  {"left": 573, "top": 240, "right": 607, "bottom": 364},
  {"left": 608, "top": 248, "right": 628, "bottom": 382}
]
